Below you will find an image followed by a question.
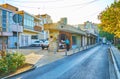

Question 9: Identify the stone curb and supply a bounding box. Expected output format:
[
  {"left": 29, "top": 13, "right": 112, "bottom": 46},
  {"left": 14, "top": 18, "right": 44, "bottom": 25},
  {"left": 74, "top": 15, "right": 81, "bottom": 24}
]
[
  {"left": 66, "top": 44, "right": 98, "bottom": 56},
  {"left": 109, "top": 47, "right": 120, "bottom": 79},
  {"left": 1, "top": 65, "right": 36, "bottom": 79}
]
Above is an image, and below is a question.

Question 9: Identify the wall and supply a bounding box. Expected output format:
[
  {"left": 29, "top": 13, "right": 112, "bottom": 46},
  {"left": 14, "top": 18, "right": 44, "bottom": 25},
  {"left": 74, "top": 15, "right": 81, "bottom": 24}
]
[
  {"left": 19, "top": 30, "right": 38, "bottom": 47},
  {"left": 72, "top": 34, "right": 81, "bottom": 48},
  {"left": 0, "top": 9, "right": 2, "bottom": 28},
  {"left": 49, "top": 30, "right": 59, "bottom": 52}
]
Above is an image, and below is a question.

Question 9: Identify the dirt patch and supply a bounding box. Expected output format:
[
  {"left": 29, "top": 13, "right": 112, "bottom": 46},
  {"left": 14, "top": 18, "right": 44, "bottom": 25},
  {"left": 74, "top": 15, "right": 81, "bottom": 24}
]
[{"left": 25, "top": 53, "right": 44, "bottom": 64}]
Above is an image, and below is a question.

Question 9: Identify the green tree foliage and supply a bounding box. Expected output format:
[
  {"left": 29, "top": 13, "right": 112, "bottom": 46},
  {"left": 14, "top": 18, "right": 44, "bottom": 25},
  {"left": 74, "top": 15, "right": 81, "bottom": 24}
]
[
  {"left": 98, "top": 1, "right": 120, "bottom": 38},
  {"left": 99, "top": 30, "right": 114, "bottom": 41}
]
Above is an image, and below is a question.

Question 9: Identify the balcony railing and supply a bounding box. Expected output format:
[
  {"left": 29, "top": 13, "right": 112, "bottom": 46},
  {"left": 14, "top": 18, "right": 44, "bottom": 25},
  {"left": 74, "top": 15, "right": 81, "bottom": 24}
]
[
  {"left": 0, "top": 32, "right": 13, "bottom": 36},
  {"left": 10, "top": 24, "right": 23, "bottom": 32}
]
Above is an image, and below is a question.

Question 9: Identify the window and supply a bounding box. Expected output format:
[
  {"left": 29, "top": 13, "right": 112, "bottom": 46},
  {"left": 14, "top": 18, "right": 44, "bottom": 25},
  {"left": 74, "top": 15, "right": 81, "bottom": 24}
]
[
  {"left": 2, "top": 27, "right": 6, "bottom": 32},
  {"left": 2, "top": 10, "right": 7, "bottom": 31},
  {"left": 24, "top": 14, "right": 34, "bottom": 30},
  {"left": 72, "top": 36, "right": 77, "bottom": 45},
  {"left": 13, "top": 32, "right": 17, "bottom": 37},
  {"left": 31, "top": 35, "right": 38, "bottom": 39}
]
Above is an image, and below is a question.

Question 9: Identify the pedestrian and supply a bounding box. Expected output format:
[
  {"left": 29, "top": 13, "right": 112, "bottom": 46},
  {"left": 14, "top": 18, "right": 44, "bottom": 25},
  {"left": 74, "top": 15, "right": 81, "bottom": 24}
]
[{"left": 65, "top": 38, "right": 70, "bottom": 51}]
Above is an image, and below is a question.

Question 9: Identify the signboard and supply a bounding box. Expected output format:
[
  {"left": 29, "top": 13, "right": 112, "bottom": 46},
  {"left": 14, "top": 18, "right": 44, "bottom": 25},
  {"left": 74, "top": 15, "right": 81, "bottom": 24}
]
[{"left": 13, "top": 14, "right": 23, "bottom": 23}]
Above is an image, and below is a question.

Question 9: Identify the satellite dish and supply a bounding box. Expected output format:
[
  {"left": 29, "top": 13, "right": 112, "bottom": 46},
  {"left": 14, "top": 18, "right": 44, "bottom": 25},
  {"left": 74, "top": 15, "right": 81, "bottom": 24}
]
[{"left": 13, "top": 14, "right": 23, "bottom": 23}]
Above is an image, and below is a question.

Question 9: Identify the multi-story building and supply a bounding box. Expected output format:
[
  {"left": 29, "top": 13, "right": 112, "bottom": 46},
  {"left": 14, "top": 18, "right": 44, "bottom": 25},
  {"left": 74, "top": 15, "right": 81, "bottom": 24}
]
[
  {"left": 79, "top": 21, "right": 99, "bottom": 35},
  {"left": 0, "top": 4, "right": 23, "bottom": 48},
  {"left": 17, "top": 10, "right": 40, "bottom": 47},
  {"left": 0, "top": 7, "right": 13, "bottom": 49},
  {"left": 35, "top": 14, "right": 53, "bottom": 40},
  {"left": 78, "top": 21, "right": 99, "bottom": 45}
]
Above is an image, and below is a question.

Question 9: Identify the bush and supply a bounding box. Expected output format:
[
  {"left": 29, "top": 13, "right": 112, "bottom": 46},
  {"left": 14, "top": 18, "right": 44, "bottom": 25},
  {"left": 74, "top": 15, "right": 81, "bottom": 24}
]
[
  {"left": 0, "top": 59, "right": 8, "bottom": 74},
  {"left": 0, "top": 53, "right": 25, "bottom": 75},
  {"left": 116, "top": 44, "right": 120, "bottom": 49}
]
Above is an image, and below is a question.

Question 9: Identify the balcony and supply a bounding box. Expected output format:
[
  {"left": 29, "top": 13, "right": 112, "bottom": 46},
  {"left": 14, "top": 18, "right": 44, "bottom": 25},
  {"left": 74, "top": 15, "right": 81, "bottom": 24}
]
[
  {"left": 0, "top": 32, "right": 13, "bottom": 36},
  {"left": 34, "top": 26, "right": 42, "bottom": 32},
  {"left": 10, "top": 24, "right": 23, "bottom": 32}
]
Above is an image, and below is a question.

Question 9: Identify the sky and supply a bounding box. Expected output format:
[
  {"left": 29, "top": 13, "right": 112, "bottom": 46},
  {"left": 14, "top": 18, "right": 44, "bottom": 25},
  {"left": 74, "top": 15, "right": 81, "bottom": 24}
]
[{"left": 0, "top": 0, "right": 115, "bottom": 25}]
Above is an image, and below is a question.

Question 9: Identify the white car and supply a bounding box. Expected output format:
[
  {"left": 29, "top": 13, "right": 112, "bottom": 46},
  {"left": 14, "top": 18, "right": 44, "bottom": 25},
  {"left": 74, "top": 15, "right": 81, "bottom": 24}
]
[
  {"left": 31, "top": 41, "right": 43, "bottom": 47},
  {"left": 41, "top": 41, "right": 49, "bottom": 49}
]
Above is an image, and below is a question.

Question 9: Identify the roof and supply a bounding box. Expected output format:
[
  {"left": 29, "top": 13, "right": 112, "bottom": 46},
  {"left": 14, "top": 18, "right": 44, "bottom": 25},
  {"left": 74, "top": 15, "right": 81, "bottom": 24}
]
[
  {"left": 44, "top": 23, "right": 87, "bottom": 35},
  {"left": 17, "top": 10, "right": 40, "bottom": 20}
]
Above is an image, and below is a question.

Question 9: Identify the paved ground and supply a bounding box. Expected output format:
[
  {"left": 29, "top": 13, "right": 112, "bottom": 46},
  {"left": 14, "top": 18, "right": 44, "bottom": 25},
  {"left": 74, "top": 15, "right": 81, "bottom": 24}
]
[
  {"left": 8, "top": 45, "right": 93, "bottom": 67},
  {"left": 10, "top": 45, "right": 116, "bottom": 79}
]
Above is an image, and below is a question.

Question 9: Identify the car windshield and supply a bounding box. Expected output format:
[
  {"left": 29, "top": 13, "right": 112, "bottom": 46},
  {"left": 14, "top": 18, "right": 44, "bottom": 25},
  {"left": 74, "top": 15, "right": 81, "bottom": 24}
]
[
  {"left": 45, "top": 41, "right": 48, "bottom": 43},
  {"left": 34, "top": 41, "right": 40, "bottom": 43}
]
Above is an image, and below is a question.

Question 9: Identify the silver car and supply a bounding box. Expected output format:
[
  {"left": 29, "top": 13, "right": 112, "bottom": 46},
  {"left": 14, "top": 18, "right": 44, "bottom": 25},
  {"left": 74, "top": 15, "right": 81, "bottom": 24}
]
[
  {"left": 41, "top": 41, "right": 49, "bottom": 49},
  {"left": 31, "top": 41, "right": 43, "bottom": 47}
]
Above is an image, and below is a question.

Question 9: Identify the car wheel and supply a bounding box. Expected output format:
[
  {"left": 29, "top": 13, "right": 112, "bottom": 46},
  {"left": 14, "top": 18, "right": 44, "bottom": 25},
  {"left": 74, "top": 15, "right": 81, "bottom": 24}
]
[
  {"left": 42, "top": 46, "right": 44, "bottom": 50},
  {"left": 47, "top": 46, "right": 49, "bottom": 50}
]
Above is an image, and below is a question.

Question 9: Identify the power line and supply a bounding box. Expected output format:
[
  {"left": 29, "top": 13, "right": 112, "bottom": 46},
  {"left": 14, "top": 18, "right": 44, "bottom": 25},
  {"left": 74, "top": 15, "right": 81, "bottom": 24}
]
[
  {"left": 6, "top": 0, "right": 63, "bottom": 3},
  {"left": 69, "top": 0, "right": 99, "bottom": 13},
  {"left": 5, "top": 0, "right": 98, "bottom": 9},
  {"left": 48, "top": 0, "right": 98, "bottom": 8},
  {"left": 82, "top": 11, "right": 101, "bottom": 19}
]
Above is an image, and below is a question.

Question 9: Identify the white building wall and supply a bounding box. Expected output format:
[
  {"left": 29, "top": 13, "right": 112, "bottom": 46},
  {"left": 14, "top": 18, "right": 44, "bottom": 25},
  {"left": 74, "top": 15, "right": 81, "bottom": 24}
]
[{"left": 19, "top": 33, "right": 32, "bottom": 47}]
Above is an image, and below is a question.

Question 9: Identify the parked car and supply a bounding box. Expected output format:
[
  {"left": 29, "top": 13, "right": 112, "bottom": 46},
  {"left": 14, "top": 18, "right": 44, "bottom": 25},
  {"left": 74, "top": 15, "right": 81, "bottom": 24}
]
[
  {"left": 41, "top": 41, "right": 49, "bottom": 50},
  {"left": 31, "top": 41, "right": 43, "bottom": 47}
]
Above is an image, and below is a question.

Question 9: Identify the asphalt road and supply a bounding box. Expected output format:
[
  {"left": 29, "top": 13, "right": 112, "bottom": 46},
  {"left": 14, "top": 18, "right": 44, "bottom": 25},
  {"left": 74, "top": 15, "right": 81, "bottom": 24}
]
[{"left": 11, "top": 45, "right": 116, "bottom": 79}]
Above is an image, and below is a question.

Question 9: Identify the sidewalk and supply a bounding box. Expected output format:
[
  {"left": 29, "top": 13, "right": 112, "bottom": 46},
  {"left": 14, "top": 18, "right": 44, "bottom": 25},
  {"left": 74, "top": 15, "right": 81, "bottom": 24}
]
[
  {"left": 7, "top": 44, "right": 97, "bottom": 67},
  {"left": 8, "top": 48, "right": 79, "bottom": 67},
  {"left": 110, "top": 46, "right": 120, "bottom": 79}
]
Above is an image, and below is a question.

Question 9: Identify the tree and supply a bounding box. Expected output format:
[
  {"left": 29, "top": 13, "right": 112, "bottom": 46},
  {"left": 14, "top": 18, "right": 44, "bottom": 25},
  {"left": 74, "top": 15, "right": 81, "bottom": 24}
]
[
  {"left": 98, "top": 1, "right": 120, "bottom": 38},
  {"left": 99, "top": 28, "right": 114, "bottom": 42}
]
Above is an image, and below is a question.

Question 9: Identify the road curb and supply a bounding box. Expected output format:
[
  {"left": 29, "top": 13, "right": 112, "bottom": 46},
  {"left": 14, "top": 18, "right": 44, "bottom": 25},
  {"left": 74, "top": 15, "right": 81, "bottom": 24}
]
[
  {"left": 66, "top": 44, "right": 98, "bottom": 56},
  {"left": 1, "top": 65, "right": 36, "bottom": 79},
  {"left": 109, "top": 47, "right": 120, "bottom": 79}
]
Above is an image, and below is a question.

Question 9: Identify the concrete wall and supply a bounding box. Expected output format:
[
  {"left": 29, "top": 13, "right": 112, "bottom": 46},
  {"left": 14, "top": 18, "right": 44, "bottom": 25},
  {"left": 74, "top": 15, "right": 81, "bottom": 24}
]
[{"left": 49, "top": 30, "right": 59, "bottom": 52}]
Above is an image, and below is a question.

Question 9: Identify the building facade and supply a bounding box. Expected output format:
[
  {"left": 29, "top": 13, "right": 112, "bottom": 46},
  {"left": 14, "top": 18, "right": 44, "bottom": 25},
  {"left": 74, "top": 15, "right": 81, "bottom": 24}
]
[
  {"left": 0, "top": 6, "right": 18, "bottom": 49},
  {"left": 44, "top": 18, "right": 88, "bottom": 52},
  {"left": 35, "top": 14, "right": 53, "bottom": 40},
  {"left": 0, "top": 4, "right": 24, "bottom": 48},
  {"left": 78, "top": 21, "right": 99, "bottom": 45},
  {"left": 18, "top": 11, "right": 39, "bottom": 47}
]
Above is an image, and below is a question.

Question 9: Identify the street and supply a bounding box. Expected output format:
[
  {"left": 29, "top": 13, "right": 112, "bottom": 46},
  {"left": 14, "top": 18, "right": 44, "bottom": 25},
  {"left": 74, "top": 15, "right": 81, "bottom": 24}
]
[{"left": 11, "top": 45, "right": 116, "bottom": 79}]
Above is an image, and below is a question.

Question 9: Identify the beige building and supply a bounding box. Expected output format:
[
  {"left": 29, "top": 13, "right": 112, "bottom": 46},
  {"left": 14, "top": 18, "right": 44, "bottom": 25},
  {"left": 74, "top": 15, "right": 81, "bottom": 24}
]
[
  {"left": 35, "top": 14, "right": 53, "bottom": 40},
  {"left": 44, "top": 18, "right": 89, "bottom": 52},
  {"left": 78, "top": 21, "right": 99, "bottom": 45}
]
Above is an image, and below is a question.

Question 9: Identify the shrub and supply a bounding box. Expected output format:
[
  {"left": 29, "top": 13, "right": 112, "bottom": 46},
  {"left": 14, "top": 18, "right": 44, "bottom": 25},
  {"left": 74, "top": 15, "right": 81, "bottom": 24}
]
[
  {"left": 116, "top": 44, "right": 120, "bottom": 49},
  {"left": 0, "top": 59, "right": 8, "bottom": 74},
  {"left": 0, "top": 53, "right": 25, "bottom": 75}
]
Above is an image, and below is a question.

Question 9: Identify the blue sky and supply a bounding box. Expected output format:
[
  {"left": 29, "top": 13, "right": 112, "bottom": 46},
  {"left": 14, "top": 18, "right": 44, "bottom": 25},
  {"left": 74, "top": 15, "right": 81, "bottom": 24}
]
[{"left": 0, "top": 0, "right": 114, "bottom": 25}]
